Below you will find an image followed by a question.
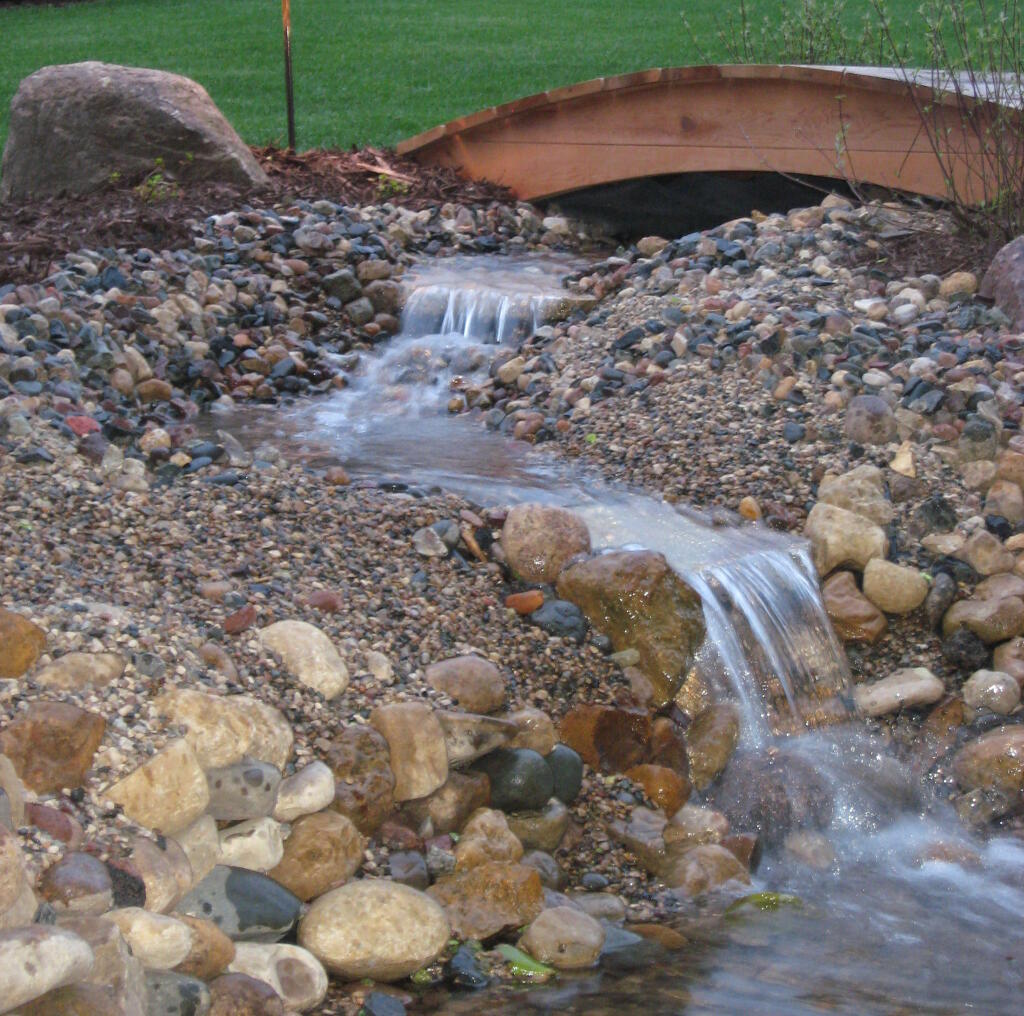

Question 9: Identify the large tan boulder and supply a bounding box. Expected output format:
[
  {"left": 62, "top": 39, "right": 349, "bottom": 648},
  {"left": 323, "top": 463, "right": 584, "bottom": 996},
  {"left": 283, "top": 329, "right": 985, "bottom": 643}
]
[
  {"left": 1, "top": 62, "right": 268, "bottom": 201},
  {"left": 500, "top": 504, "right": 591, "bottom": 583},
  {"left": 556, "top": 549, "right": 705, "bottom": 706},
  {"left": 804, "top": 503, "right": 888, "bottom": 575}
]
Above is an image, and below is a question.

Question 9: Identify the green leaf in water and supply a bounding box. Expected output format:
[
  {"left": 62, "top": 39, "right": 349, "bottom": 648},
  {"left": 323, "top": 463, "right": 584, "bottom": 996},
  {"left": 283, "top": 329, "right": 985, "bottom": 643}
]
[
  {"left": 495, "top": 944, "right": 557, "bottom": 980},
  {"left": 410, "top": 968, "right": 435, "bottom": 985},
  {"left": 585, "top": 432, "right": 598, "bottom": 444},
  {"left": 725, "top": 891, "right": 804, "bottom": 914}
]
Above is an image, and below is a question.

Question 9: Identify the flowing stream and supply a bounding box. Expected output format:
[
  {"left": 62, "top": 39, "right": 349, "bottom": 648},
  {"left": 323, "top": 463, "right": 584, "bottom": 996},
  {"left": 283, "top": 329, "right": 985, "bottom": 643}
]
[{"left": 213, "top": 254, "right": 1024, "bottom": 1014}]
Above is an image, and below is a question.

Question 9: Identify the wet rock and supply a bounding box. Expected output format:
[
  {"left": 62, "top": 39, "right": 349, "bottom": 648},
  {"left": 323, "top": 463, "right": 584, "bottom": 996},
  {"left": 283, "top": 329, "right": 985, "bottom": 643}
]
[
  {"left": 397, "top": 769, "right": 490, "bottom": 836},
  {"left": 521, "top": 850, "right": 566, "bottom": 890},
  {"left": 218, "top": 818, "right": 285, "bottom": 872},
  {"left": 661, "top": 843, "right": 750, "bottom": 894},
  {"left": 299, "top": 881, "right": 449, "bottom": 981},
  {"left": 953, "top": 725, "right": 1024, "bottom": 796},
  {"left": 942, "top": 627, "right": 991, "bottom": 671},
  {"left": 206, "top": 761, "right": 281, "bottom": 821},
  {"left": 32, "top": 651, "right": 124, "bottom": 690},
  {"left": 784, "top": 829, "right": 836, "bottom": 869},
  {"left": 664, "top": 803, "right": 730, "bottom": 850},
  {"left": 427, "top": 861, "right": 543, "bottom": 940},
  {"left": 0, "top": 757, "right": 25, "bottom": 829},
  {"left": 454, "top": 808, "right": 523, "bottom": 869},
  {"left": 817, "top": 464, "right": 894, "bottom": 526},
  {"left": 962, "top": 670, "right": 1021, "bottom": 715},
  {"left": 500, "top": 504, "right": 591, "bottom": 583},
  {"left": 558, "top": 703, "right": 652, "bottom": 773},
  {"left": 528, "top": 599, "right": 588, "bottom": 642},
  {"left": 985, "top": 479, "right": 1024, "bottom": 524},
  {"left": 505, "top": 707, "right": 558, "bottom": 755},
  {"left": 425, "top": 656, "right": 506, "bottom": 714},
  {"left": 544, "top": 744, "right": 583, "bottom": 805},
  {"left": 272, "top": 761, "right": 335, "bottom": 822},
  {"left": 145, "top": 971, "right": 211, "bottom": 1016},
  {"left": 388, "top": 851, "right": 429, "bottom": 890},
  {"left": 472, "top": 748, "right": 553, "bottom": 812},
  {"left": 437, "top": 710, "right": 518, "bottom": 765},
  {"left": 207, "top": 972, "right": 283, "bottom": 1016},
  {"left": 267, "top": 811, "right": 364, "bottom": 901},
  {"left": 625, "top": 764, "right": 691, "bottom": 816},
  {"left": 323, "top": 724, "right": 395, "bottom": 836},
  {"left": 0, "top": 926, "right": 95, "bottom": 1011},
  {"left": 445, "top": 943, "right": 490, "bottom": 988},
  {"left": 954, "top": 531, "right": 1015, "bottom": 575},
  {"left": 853, "top": 668, "right": 945, "bottom": 716},
  {"left": 506, "top": 798, "right": 570, "bottom": 853},
  {"left": 862, "top": 559, "right": 929, "bottom": 614},
  {"left": 227, "top": 943, "right": 327, "bottom": 1012},
  {"left": 175, "top": 866, "right": 301, "bottom": 943},
  {"left": 108, "top": 908, "right": 194, "bottom": 970},
  {"left": 37, "top": 852, "right": 112, "bottom": 914},
  {"left": 258, "top": 620, "right": 349, "bottom": 699},
  {"left": 174, "top": 917, "right": 235, "bottom": 980},
  {"left": 822, "top": 571, "right": 887, "bottom": 643},
  {"left": 0, "top": 607, "right": 46, "bottom": 678},
  {"left": 520, "top": 906, "right": 605, "bottom": 969},
  {"left": 804, "top": 503, "right": 888, "bottom": 575},
  {"left": 943, "top": 596, "right": 1024, "bottom": 643},
  {"left": 844, "top": 394, "right": 896, "bottom": 445},
  {"left": 992, "top": 638, "right": 1024, "bottom": 686},
  {"left": 105, "top": 739, "right": 210, "bottom": 835},
  {"left": 924, "top": 572, "right": 958, "bottom": 630},
  {"left": 369, "top": 702, "right": 448, "bottom": 801},
  {"left": 685, "top": 704, "right": 740, "bottom": 790},
  {"left": 556, "top": 550, "right": 705, "bottom": 705}
]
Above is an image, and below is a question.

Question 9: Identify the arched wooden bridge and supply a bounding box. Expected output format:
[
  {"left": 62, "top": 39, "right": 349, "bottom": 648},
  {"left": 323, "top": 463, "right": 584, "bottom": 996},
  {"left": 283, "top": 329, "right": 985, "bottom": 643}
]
[{"left": 396, "top": 65, "right": 1014, "bottom": 203}]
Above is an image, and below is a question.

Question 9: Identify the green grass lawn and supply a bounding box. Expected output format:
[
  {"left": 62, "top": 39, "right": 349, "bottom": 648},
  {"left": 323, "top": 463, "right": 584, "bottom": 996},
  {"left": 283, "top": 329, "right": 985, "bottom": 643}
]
[{"left": 0, "top": 0, "right": 928, "bottom": 156}]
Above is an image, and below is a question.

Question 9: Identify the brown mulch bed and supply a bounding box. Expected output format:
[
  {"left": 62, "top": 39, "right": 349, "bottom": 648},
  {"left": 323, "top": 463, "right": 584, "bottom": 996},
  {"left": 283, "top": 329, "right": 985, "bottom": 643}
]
[{"left": 0, "top": 145, "right": 512, "bottom": 286}]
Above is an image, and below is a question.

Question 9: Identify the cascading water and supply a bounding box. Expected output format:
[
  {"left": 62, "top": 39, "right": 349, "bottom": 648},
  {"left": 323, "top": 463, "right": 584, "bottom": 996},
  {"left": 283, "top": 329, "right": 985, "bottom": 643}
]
[{"left": 210, "top": 252, "right": 1024, "bottom": 1015}]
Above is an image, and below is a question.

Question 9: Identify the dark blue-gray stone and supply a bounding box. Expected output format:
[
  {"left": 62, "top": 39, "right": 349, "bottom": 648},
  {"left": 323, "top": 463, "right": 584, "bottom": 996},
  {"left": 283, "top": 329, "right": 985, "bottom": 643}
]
[
  {"left": 545, "top": 744, "right": 583, "bottom": 805},
  {"left": 175, "top": 866, "right": 300, "bottom": 942},
  {"left": 145, "top": 971, "right": 211, "bottom": 1016},
  {"left": 472, "top": 748, "right": 553, "bottom": 812},
  {"left": 528, "top": 599, "right": 587, "bottom": 643}
]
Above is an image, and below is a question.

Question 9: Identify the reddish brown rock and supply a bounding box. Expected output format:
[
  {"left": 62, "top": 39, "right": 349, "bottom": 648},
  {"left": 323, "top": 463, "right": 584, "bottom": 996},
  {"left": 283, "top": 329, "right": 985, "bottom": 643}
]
[
  {"left": 425, "top": 656, "right": 506, "bottom": 714},
  {"left": 648, "top": 716, "right": 690, "bottom": 775},
  {"left": 136, "top": 378, "right": 173, "bottom": 403},
  {"left": 396, "top": 770, "right": 490, "bottom": 836},
  {"left": 822, "top": 571, "right": 887, "bottom": 643},
  {"left": 268, "top": 811, "right": 365, "bottom": 901},
  {"left": 0, "top": 702, "right": 105, "bottom": 793},
  {"left": 980, "top": 235, "right": 1024, "bottom": 331},
  {"left": 223, "top": 604, "right": 257, "bottom": 635},
  {"left": 37, "top": 851, "right": 112, "bottom": 912},
  {"left": 25, "top": 803, "right": 84, "bottom": 848},
  {"left": 175, "top": 916, "right": 236, "bottom": 980},
  {"left": 500, "top": 504, "right": 591, "bottom": 583},
  {"left": 0, "top": 607, "right": 46, "bottom": 678},
  {"left": 303, "top": 590, "right": 345, "bottom": 612},
  {"left": 559, "top": 703, "right": 652, "bottom": 773},
  {"left": 625, "top": 764, "right": 691, "bottom": 816},
  {"left": 208, "top": 972, "right": 285, "bottom": 1016},
  {"left": 323, "top": 724, "right": 395, "bottom": 836},
  {"left": 505, "top": 590, "right": 544, "bottom": 615},
  {"left": 427, "top": 861, "right": 544, "bottom": 940}
]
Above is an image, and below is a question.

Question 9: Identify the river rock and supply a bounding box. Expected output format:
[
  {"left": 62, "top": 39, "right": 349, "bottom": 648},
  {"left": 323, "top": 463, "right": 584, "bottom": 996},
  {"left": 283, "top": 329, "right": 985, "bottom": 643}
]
[
  {"left": 472, "top": 748, "right": 554, "bottom": 812},
  {"left": 106, "top": 740, "right": 210, "bottom": 835},
  {"left": 954, "top": 530, "right": 1015, "bottom": 575},
  {"left": 992, "top": 638, "right": 1024, "bottom": 686},
  {"left": 953, "top": 725, "right": 1024, "bottom": 795},
  {"left": 175, "top": 866, "right": 301, "bottom": 943},
  {"left": 0, "top": 701, "right": 104, "bottom": 793},
  {"left": 505, "top": 707, "right": 558, "bottom": 755},
  {"left": 427, "top": 861, "right": 543, "bottom": 940},
  {"left": 558, "top": 702, "right": 651, "bottom": 773},
  {"left": 962, "top": 669, "right": 1021, "bottom": 715},
  {"left": 437, "top": 710, "right": 517, "bottom": 765},
  {"left": 207, "top": 972, "right": 283, "bottom": 1016},
  {"left": 817, "top": 464, "right": 895, "bottom": 525},
  {"left": 822, "top": 571, "right": 888, "bottom": 642},
  {"left": 975, "top": 574, "right": 1024, "bottom": 601},
  {"left": 844, "top": 394, "right": 897, "bottom": 444},
  {"left": 625, "top": 764, "right": 691, "bottom": 816},
  {"left": 0, "top": 926, "right": 95, "bottom": 1011},
  {"left": 32, "top": 651, "right": 125, "bottom": 690},
  {"left": 174, "top": 917, "right": 235, "bottom": 980},
  {"left": 425, "top": 656, "right": 506, "bottom": 713},
  {"left": 299, "top": 881, "right": 449, "bottom": 981},
  {"left": 0, "top": 826, "right": 27, "bottom": 914},
  {"left": 506, "top": 798, "right": 570, "bottom": 853},
  {"left": 206, "top": 761, "right": 282, "bottom": 821},
  {"left": 369, "top": 702, "right": 448, "bottom": 801},
  {"left": 227, "top": 943, "right": 327, "bottom": 1012},
  {"left": 108, "top": 908, "right": 194, "bottom": 970},
  {"left": 218, "top": 818, "right": 285, "bottom": 872},
  {"left": 37, "top": 851, "right": 112, "bottom": 913},
  {"left": 396, "top": 769, "right": 490, "bottom": 836},
  {"left": 173, "top": 817, "right": 221, "bottom": 887},
  {"left": 127, "top": 834, "right": 194, "bottom": 913},
  {"left": 323, "top": 724, "right": 395, "bottom": 835},
  {"left": 686, "top": 704, "right": 740, "bottom": 790},
  {"left": 454, "top": 808, "right": 523, "bottom": 869},
  {"left": 661, "top": 843, "right": 750, "bottom": 894},
  {"left": 258, "top": 621, "right": 349, "bottom": 699},
  {"left": 0, "top": 61, "right": 268, "bottom": 201},
  {"left": 500, "top": 504, "right": 591, "bottom": 583},
  {"left": 272, "top": 761, "right": 335, "bottom": 822},
  {"left": 144, "top": 971, "right": 211, "bottom": 1016},
  {"left": 0, "top": 607, "right": 46, "bottom": 679},
  {"left": 853, "top": 668, "right": 945, "bottom": 716},
  {"left": 980, "top": 234, "right": 1024, "bottom": 330},
  {"left": 519, "top": 906, "right": 605, "bottom": 969},
  {"left": 543, "top": 744, "right": 583, "bottom": 805},
  {"left": 153, "top": 690, "right": 256, "bottom": 769},
  {"left": 942, "top": 596, "right": 1024, "bottom": 643},
  {"left": 664, "top": 803, "right": 730, "bottom": 850},
  {"left": 55, "top": 913, "right": 147, "bottom": 1014},
  {"left": 267, "top": 811, "right": 364, "bottom": 901},
  {"left": 230, "top": 697, "right": 293, "bottom": 771},
  {"left": 985, "top": 479, "right": 1024, "bottom": 524},
  {"left": 804, "top": 503, "right": 888, "bottom": 575},
  {"left": 862, "top": 559, "right": 929, "bottom": 614},
  {"left": 0, "top": 757, "right": 25, "bottom": 828},
  {"left": 556, "top": 550, "right": 705, "bottom": 705}
]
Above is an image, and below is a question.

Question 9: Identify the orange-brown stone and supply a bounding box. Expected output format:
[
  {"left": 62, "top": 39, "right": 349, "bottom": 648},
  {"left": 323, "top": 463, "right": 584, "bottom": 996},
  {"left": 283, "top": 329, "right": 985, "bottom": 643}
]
[
  {"left": 559, "top": 703, "right": 651, "bottom": 773},
  {"left": 323, "top": 723, "right": 395, "bottom": 836},
  {"left": 505, "top": 590, "right": 544, "bottom": 614},
  {"left": 427, "top": 861, "right": 543, "bottom": 940},
  {"left": 0, "top": 702, "right": 105, "bottom": 793},
  {"left": 625, "top": 764, "right": 691, "bottom": 816},
  {"left": 0, "top": 607, "right": 46, "bottom": 678},
  {"left": 822, "top": 571, "right": 887, "bottom": 643}
]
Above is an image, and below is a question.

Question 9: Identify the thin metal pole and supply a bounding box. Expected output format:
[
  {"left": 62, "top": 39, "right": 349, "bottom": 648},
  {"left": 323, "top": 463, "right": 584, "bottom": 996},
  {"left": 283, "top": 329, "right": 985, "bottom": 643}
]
[{"left": 282, "top": 0, "right": 296, "bottom": 151}]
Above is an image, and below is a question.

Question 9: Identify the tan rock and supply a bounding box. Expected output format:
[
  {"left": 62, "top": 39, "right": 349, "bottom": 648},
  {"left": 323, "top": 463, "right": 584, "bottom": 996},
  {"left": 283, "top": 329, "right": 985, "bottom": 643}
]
[
  {"left": 232, "top": 696, "right": 293, "bottom": 770},
  {"left": 105, "top": 739, "right": 210, "bottom": 835},
  {"left": 272, "top": 761, "right": 335, "bottom": 822},
  {"left": 218, "top": 818, "right": 285, "bottom": 872},
  {"left": 817, "top": 464, "right": 894, "bottom": 526},
  {"left": 943, "top": 596, "right": 1024, "bottom": 643},
  {"left": 954, "top": 531, "right": 1015, "bottom": 575},
  {"left": 369, "top": 702, "right": 447, "bottom": 802},
  {"left": 993, "top": 637, "right": 1024, "bottom": 687},
  {"left": 0, "top": 607, "right": 46, "bottom": 679},
  {"left": 862, "top": 559, "right": 929, "bottom": 614},
  {"left": 396, "top": 770, "right": 490, "bottom": 837},
  {"left": 437, "top": 710, "right": 517, "bottom": 765},
  {"left": 454, "top": 808, "right": 523, "bottom": 870},
  {"left": 962, "top": 669, "right": 1021, "bottom": 715},
  {"left": 171, "top": 816, "right": 220, "bottom": 886},
  {"left": 503, "top": 707, "right": 557, "bottom": 755},
  {"left": 268, "top": 811, "right": 364, "bottom": 901},
  {"left": 853, "top": 668, "right": 945, "bottom": 717},
  {"left": 152, "top": 689, "right": 255, "bottom": 769},
  {"left": 804, "top": 503, "right": 888, "bottom": 575},
  {"left": 0, "top": 825, "right": 28, "bottom": 914},
  {"left": 427, "top": 861, "right": 544, "bottom": 940},
  {"left": 952, "top": 726, "right": 1024, "bottom": 794},
  {"left": 425, "top": 656, "right": 506, "bottom": 713},
  {"left": 174, "top": 916, "right": 235, "bottom": 980},
  {"left": 685, "top": 704, "right": 739, "bottom": 791},
  {"left": 227, "top": 943, "right": 327, "bottom": 1012},
  {"left": 0, "top": 926, "right": 96, "bottom": 1012},
  {"left": 985, "top": 479, "right": 1024, "bottom": 524},
  {"left": 32, "top": 652, "right": 125, "bottom": 690},
  {"left": 107, "top": 908, "right": 193, "bottom": 970},
  {"left": 661, "top": 843, "right": 750, "bottom": 894},
  {"left": 258, "top": 620, "right": 349, "bottom": 699},
  {"left": 625, "top": 764, "right": 691, "bottom": 816},
  {"left": 664, "top": 803, "right": 730, "bottom": 850},
  {"left": 505, "top": 799, "right": 569, "bottom": 853},
  {"left": 519, "top": 906, "right": 605, "bottom": 969},
  {"left": 822, "top": 571, "right": 888, "bottom": 643},
  {"left": 500, "top": 503, "right": 591, "bottom": 583}
]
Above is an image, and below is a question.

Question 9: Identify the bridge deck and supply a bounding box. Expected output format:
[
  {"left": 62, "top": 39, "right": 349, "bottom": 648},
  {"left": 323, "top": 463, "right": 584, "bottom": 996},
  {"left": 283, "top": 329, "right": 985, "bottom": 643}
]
[{"left": 396, "top": 65, "right": 1015, "bottom": 203}]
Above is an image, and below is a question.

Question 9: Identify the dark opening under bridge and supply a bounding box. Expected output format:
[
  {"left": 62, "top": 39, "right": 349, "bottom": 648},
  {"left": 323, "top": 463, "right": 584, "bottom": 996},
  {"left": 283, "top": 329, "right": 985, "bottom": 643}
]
[{"left": 396, "top": 64, "right": 1016, "bottom": 204}]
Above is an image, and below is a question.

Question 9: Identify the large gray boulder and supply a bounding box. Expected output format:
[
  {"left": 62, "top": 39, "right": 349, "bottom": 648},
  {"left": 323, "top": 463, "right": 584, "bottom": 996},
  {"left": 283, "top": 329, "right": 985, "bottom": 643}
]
[{"left": 1, "top": 61, "right": 268, "bottom": 201}]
